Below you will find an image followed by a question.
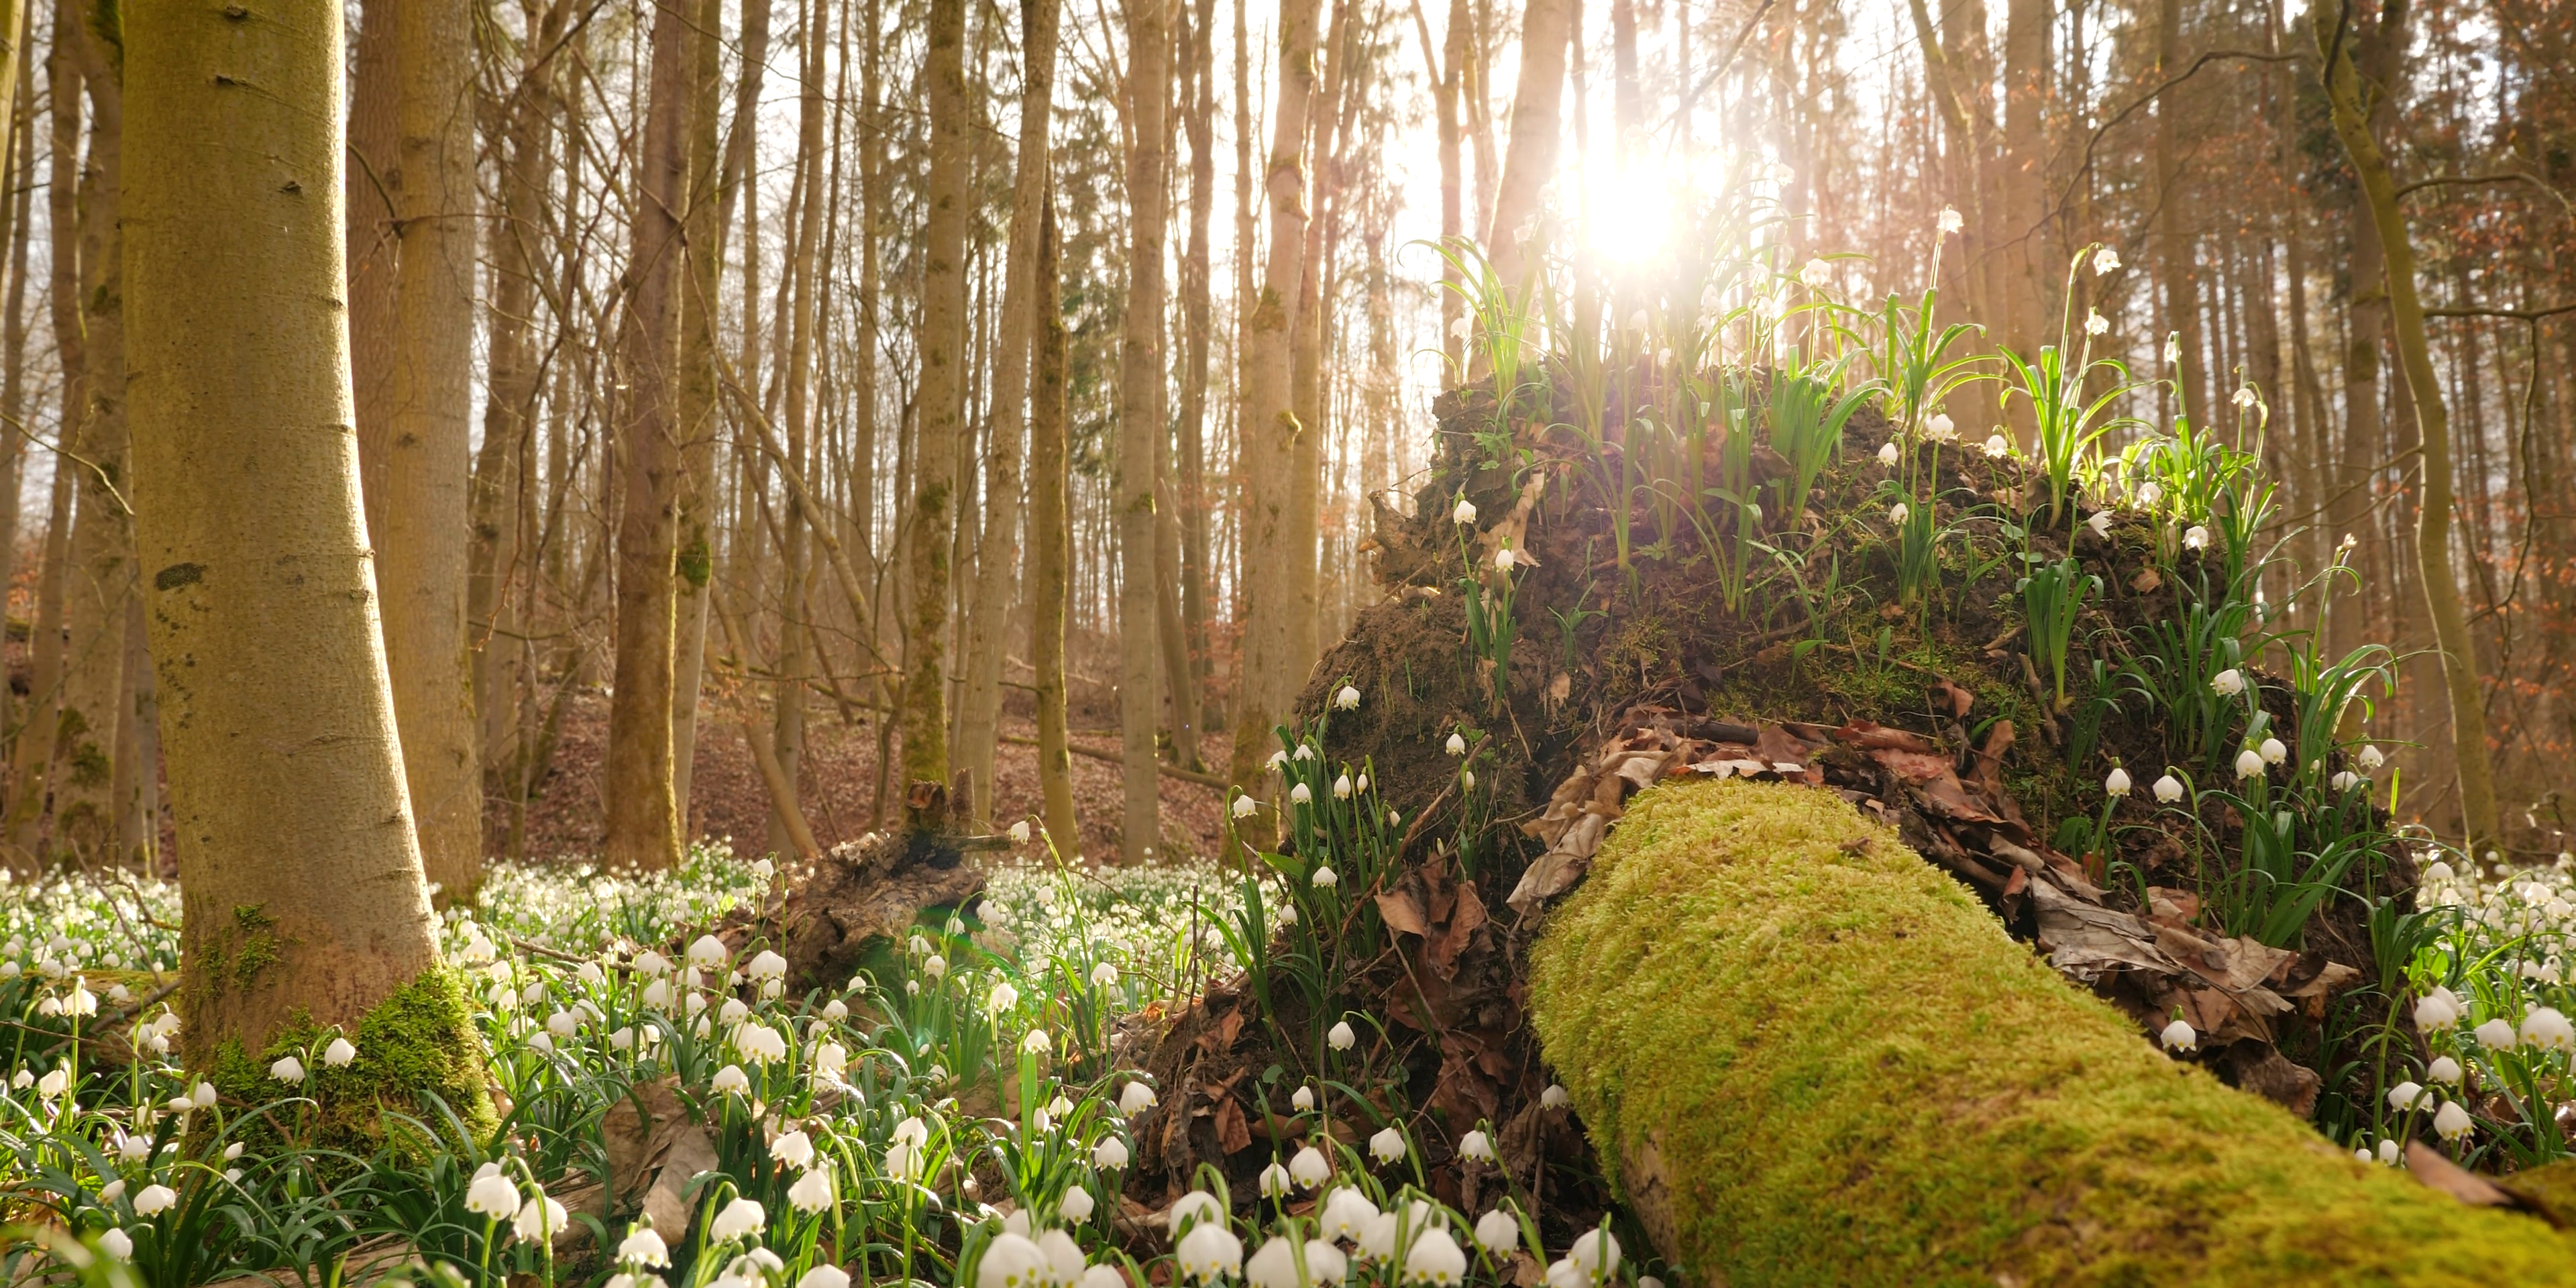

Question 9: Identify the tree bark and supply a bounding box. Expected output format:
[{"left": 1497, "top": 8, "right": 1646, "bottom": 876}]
[
  {"left": 1030, "top": 194, "right": 1079, "bottom": 859},
  {"left": 127, "top": 0, "right": 468, "bottom": 1084},
  {"left": 958, "top": 0, "right": 1063, "bottom": 826},
  {"left": 5, "top": 10, "right": 76, "bottom": 858},
  {"left": 1485, "top": 0, "right": 1574, "bottom": 292},
  {"left": 1228, "top": 0, "right": 1328, "bottom": 795},
  {"left": 2315, "top": 1, "right": 2499, "bottom": 850},
  {"left": 1120, "top": 0, "right": 1174, "bottom": 860},
  {"left": 1998, "top": 0, "right": 2051, "bottom": 384},
  {"left": 768, "top": 0, "right": 828, "bottom": 858},
  {"left": 600, "top": 0, "right": 702, "bottom": 871},
  {"left": 56, "top": 32, "right": 129, "bottom": 869},
  {"left": 1177, "top": 0, "right": 1218, "bottom": 732},
  {"left": 904, "top": 0, "right": 972, "bottom": 792}
]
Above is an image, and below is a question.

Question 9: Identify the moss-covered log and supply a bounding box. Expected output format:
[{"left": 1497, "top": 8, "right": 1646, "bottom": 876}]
[{"left": 1529, "top": 778, "right": 2576, "bottom": 1285}]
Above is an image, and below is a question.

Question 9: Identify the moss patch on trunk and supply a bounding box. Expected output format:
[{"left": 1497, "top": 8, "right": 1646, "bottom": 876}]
[
  {"left": 207, "top": 967, "right": 494, "bottom": 1160},
  {"left": 1528, "top": 778, "right": 2576, "bottom": 1286}
]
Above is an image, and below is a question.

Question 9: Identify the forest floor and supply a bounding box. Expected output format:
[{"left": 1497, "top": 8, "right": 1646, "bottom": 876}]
[{"left": 508, "top": 693, "right": 1232, "bottom": 863}]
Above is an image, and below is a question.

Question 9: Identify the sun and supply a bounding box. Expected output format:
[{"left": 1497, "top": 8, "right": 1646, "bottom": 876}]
[{"left": 1587, "top": 167, "right": 1676, "bottom": 264}]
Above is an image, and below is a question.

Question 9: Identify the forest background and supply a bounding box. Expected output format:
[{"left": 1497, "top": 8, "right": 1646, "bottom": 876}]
[{"left": 0, "top": 0, "right": 2563, "bottom": 883}]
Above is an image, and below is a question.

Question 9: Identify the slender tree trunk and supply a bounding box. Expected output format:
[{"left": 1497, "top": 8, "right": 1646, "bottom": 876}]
[
  {"left": 1030, "top": 193, "right": 1079, "bottom": 858},
  {"left": 2316, "top": 1, "right": 2498, "bottom": 850},
  {"left": 1227, "top": 0, "right": 1327, "bottom": 794},
  {"left": 2151, "top": 0, "right": 2205, "bottom": 423},
  {"left": 111, "top": 594, "right": 156, "bottom": 867},
  {"left": 1178, "top": 0, "right": 1220, "bottom": 741},
  {"left": 1119, "top": 0, "right": 1173, "bottom": 860},
  {"left": 599, "top": 0, "right": 700, "bottom": 871},
  {"left": 57, "top": 37, "right": 129, "bottom": 869},
  {"left": 129, "top": 0, "right": 468, "bottom": 1083},
  {"left": 769, "top": 0, "right": 827, "bottom": 857},
  {"left": 959, "top": 0, "right": 1063, "bottom": 825},
  {"left": 0, "top": 0, "right": 31, "bottom": 657},
  {"left": 1998, "top": 0, "right": 2050, "bottom": 384},
  {"left": 904, "top": 0, "right": 971, "bottom": 793},
  {"left": 5, "top": 15, "right": 76, "bottom": 857},
  {"left": 1485, "top": 0, "right": 1575, "bottom": 290}
]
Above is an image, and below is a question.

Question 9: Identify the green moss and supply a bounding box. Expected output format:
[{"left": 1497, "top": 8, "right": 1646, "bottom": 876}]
[
  {"left": 1529, "top": 778, "right": 2576, "bottom": 1286},
  {"left": 229, "top": 905, "right": 279, "bottom": 992},
  {"left": 208, "top": 967, "right": 495, "bottom": 1164}
]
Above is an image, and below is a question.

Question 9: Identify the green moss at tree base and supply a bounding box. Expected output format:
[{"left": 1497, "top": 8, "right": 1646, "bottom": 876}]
[
  {"left": 207, "top": 967, "right": 495, "bottom": 1163},
  {"left": 1528, "top": 778, "right": 2576, "bottom": 1286}
]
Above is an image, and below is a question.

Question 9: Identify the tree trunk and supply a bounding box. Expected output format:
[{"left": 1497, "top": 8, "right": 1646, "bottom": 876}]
[
  {"left": 2151, "top": 0, "right": 2205, "bottom": 424},
  {"left": 1998, "top": 0, "right": 2050, "bottom": 384},
  {"left": 1485, "top": 0, "right": 1574, "bottom": 292},
  {"left": 1178, "top": 0, "right": 1218, "bottom": 732},
  {"left": 1228, "top": 0, "right": 1328, "bottom": 794},
  {"left": 2315, "top": 3, "right": 2499, "bottom": 851},
  {"left": 904, "top": 0, "right": 971, "bottom": 793},
  {"left": 127, "top": 0, "right": 479, "bottom": 1112},
  {"left": 599, "top": 0, "right": 701, "bottom": 871},
  {"left": 1120, "top": 0, "right": 1173, "bottom": 861},
  {"left": 57, "top": 36, "right": 129, "bottom": 869},
  {"left": 1531, "top": 779, "right": 2576, "bottom": 1282},
  {"left": 958, "top": 0, "right": 1063, "bottom": 826},
  {"left": 768, "top": 0, "right": 828, "bottom": 859},
  {"left": 1029, "top": 194, "right": 1079, "bottom": 859}
]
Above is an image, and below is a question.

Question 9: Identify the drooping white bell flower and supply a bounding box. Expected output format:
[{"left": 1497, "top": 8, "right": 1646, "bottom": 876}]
[
  {"left": 1334, "top": 686, "right": 1362, "bottom": 711},
  {"left": 2476, "top": 1018, "right": 2517, "bottom": 1050},
  {"left": 1369, "top": 1126, "right": 1407, "bottom": 1163},
  {"left": 1317, "top": 1187, "right": 1379, "bottom": 1242},
  {"left": 2386, "top": 1081, "right": 2427, "bottom": 1112},
  {"left": 133, "top": 1184, "right": 179, "bottom": 1216},
  {"left": 1312, "top": 867, "right": 1338, "bottom": 888},
  {"left": 1120, "top": 1081, "right": 1158, "bottom": 1114},
  {"left": 270, "top": 1056, "right": 306, "bottom": 1083},
  {"left": 1059, "top": 1183, "right": 1096, "bottom": 1222},
  {"left": 2210, "top": 669, "right": 2244, "bottom": 697},
  {"left": 800, "top": 1269, "right": 851, "bottom": 1288},
  {"left": 1453, "top": 496, "right": 1478, "bottom": 525},
  {"left": 1259, "top": 1161, "right": 1292, "bottom": 1197},
  {"left": 1446, "top": 732, "right": 1466, "bottom": 756},
  {"left": 98, "top": 1228, "right": 133, "bottom": 1260},
  {"left": 1876, "top": 441, "right": 1900, "bottom": 466},
  {"left": 688, "top": 935, "right": 731, "bottom": 969},
  {"left": 2426, "top": 1055, "right": 2464, "bottom": 1084},
  {"left": 1888, "top": 502, "right": 1910, "bottom": 525},
  {"left": 1474, "top": 1208, "right": 1519, "bottom": 1254},
  {"left": 2182, "top": 525, "right": 2209, "bottom": 551},
  {"left": 1232, "top": 794, "right": 1259, "bottom": 819},
  {"left": 2259, "top": 737, "right": 2287, "bottom": 765},
  {"left": 1092, "top": 1135, "right": 1130, "bottom": 1169},
  {"left": 1568, "top": 1228, "right": 1620, "bottom": 1281},
  {"left": 2331, "top": 770, "right": 2360, "bottom": 792},
  {"left": 516, "top": 1191, "right": 570, "bottom": 1241},
  {"left": 2159, "top": 1020, "right": 2196, "bottom": 1053},
  {"left": 2413, "top": 994, "right": 2460, "bottom": 1030},
  {"left": 2433, "top": 1100, "right": 2475, "bottom": 1141},
  {"left": 1291, "top": 1085, "right": 1316, "bottom": 1112},
  {"left": 1177, "top": 1224, "right": 1246, "bottom": 1285},
  {"left": 787, "top": 1167, "right": 835, "bottom": 1214},
  {"left": 618, "top": 1224, "right": 672, "bottom": 1267},
  {"left": 1289, "top": 784, "right": 1313, "bottom": 806},
  {"left": 1937, "top": 208, "right": 1964, "bottom": 235},
  {"left": 978, "top": 1233, "right": 1051, "bottom": 1288},
  {"left": 1334, "top": 774, "right": 1353, "bottom": 800},
  {"left": 466, "top": 1169, "right": 521, "bottom": 1220},
  {"left": 1540, "top": 1084, "right": 1570, "bottom": 1109},
  {"left": 1288, "top": 1144, "right": 1331, "bottom": 1189},
  {"left": 708, "top": 1197, "right": 765, "bottom": 1243},
  {"left": 710, "top": 1065, "right": 752, "bottom": 1095},
  {"left": 2357, "top": 744, "right": 2385, "bottom": 771},
  {"left": 2153, "top": 773, "right": 2185, "bottom": 804},
  {"left": 1982, "top": 434, "right": 2009, "bottom": 459},
  {"left": 1328, "top": 1020, "right": 1357, "bottom": 1051},
  {"left": 322, "top": 1037, "right": 357, "bottom": 1067},
  {"left": 2104, "top": 767, "right": 2131, "bottom": 798},
  {"left": 2233, "top": 749, "right": 2265, "bottom": 780},
  {"left": 1457, "top": 1129, "right": 1495, "bottom": 1162},
  {"left": 1167, "top": 1190, "right": 1224, "bottom": 1236},
  {"left": 2521, "top": 1006, "right": 2575, "bottom": 1052},
  {"left": 2085, "top": 309, "right": 2109, "bottom": 335},
  {"left": 771, "top": 1130, "right": 817, "bottom": 1171}
]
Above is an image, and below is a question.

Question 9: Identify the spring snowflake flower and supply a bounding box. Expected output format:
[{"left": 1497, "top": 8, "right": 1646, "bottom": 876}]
[
  {"left": 2093, "top": 247, "right": 2121, "bottom": 274},
  {"left": 547, "top": 1010, "right": 579, "bottom": 1038},
  {"left": 1178, "top": 1223, "right": 1246, "bottom": 1284},
  {"left": 1093, "top": 1135, "right": 1130, "bottom": 1169},
  {"left": 812, "top": 1041, "right": 847, "bottom": 1078},
  {"left": 787, "top": 1166, "right": 835, "bottom": 1214},
  {"left": 517, "top": 1192, "right": 570, "bottom": 1241},
  {"left": 133, "top": 1185, "right": 178, "bottom": 1216},
  {"left": 1370, "top": 1126, "right": 1407, "bottom": 1163},
  {"left": 2232, "top": 386, "right": 2258, "bottom": 409},
  {"left": 711, "top": 1065, "right": 752, "bottom": 1095},
  {"left": 2159, "top": 1020, "right": 2196, "bottom": 1052},
  {"left": 1329, "top": 1020, "right": 1357, "bottom": 1051},
  {"left": 1334, "top": 685, "right": 1362, "bottom": 710},
  {"left": 1289, "top": 784, "right": 1313, "bottom": 806},
  {"left": 748, "top": 950, "right": 788, "bottom": 981},
  {"left": 318, "top": 1036, "right": 358, "bottom": 1067},
  {"left": 1287, "top": 1144, "right": 1332, "bottom": 1189},
  {"left": 2134, "top": 481, "right": 2163, "bottom": 508},
  {"left": 99, "top": 1228, "right": 132, "bottom": 1260},
  {"left": 991, "top": 981, "right": 1022, "bottom": 1013},
  {"left": 2387, "top": 1080, "right": 2428, "bottom": 1112},
  {"left": 1334, "top": 773, "right": 1353, "bottom": 800},
  {"left": 1457, "top": 1129, "right": 1495, "bottom": 1162},
  {"left": 924, "top": 955, "right": 947, "bottom": 978},
  {"left": 1494, "top": 546, "right": 1520, "bottom": 572},
  {"left": 1009, "top": 820, "right": 1033, "bottom": 845},
  {"left": 1474, "top": 1208, "right": 1519, "bottom": 1254},
  {"left": 1247, "top": 1237, "right": 1329, "bottom": 1288},
  {"left": 1232, "top": 794, "right": 1259, "bottom": 819},
  {"left": 2233, "top": 749, "right": 2265, "bottom": 779},
  {"left": 708, "top": 1197, "right": 765, "bottom": 1243},
  {"left": 1540, "top": 1084, "right": 1570, "bottom": 1109},
  {"left": 884, "top": 1142, "right": 925, "bottom": 1181},
  {"left": 1120, "top": 1081, "right": 1158, "bottom": 1114},
  {"left": 2522, "top": 1007, "right": 2575, "bottom": 1051},
  {"left": 1260, "top": 1161, "right": 1292, "bottom": 1197},
  {"left": 2414, "top": 994, "right": 2461, "bottom": 1029},
  {"left": 2210, "top": 669, "right": 2245, "bottom": 697},
  {"left": 2085, "top": 309, "right": 2108, "bottom": 335},
  {"left": 1877, "top": 441, "right": 1901, "bottom": 466},
  {"left": 1313, "top": 866, "right": 1338, "bottom": 888},
  {"left": 1888, "top": 502, "right": 1910, "bottom": 525},
  {"left": 771, "top": 1130, "right": 816, "bottom": 1171},
  {"left": 2182, "top": 525, "right": 2208, "bottom": 551},
  {"left": 1937, "top": 207, "right": 1964, "bottom": 234},
  {"left": 193, "top": 1081, "right": 218, "bottom": 1109},
  {"left": 1405, "top": 1228, "right": 1468, "bottom": 1285},
  {"left": 2434, "top": 1100, "right": 2475, "bottom": 1141},
  {"left": 800, "top": 1269, "right": 851, "bottom": 1288},
  {"left": 688, "top": 935, "right": 730, "bottom": 969},
  {"left": 2104, "top": 767, "right": 2132, "bottom": 797},
  {"left": 2259, "top": 737, "right": 2287, "bottom": 765},
  {"left": 1291, "top": 1085, "right": 1317, "bottom": 1111},
  {"left": 2151, "top": 773, "right": 2184, "bottom": 804},
  {"left": 1982, "top": 434, "right": 2009, "bottom": 458},
  {"left": 1169, "top": 1190, "right": 1224, "bottom": 1235},
  {"left": 2357, "top": 745, "right": 2385, "bottom": 771},
  {"left": 2477, "top": 1018, "right": 2517, "bottom": 1050},
  {"left": 1446, "top": 732, "right": 1467, "bottom": 756},
  {"left": 1060, "top": 1183, "right": 1096, "bottom": 1222},
  {"left": 2332, "top": 771, "right": 2361, "bottom": 792},
  {"left": 270, "top": 1055, "right": 306, "bottom": 1083},
  {"left": 720, "top": 998, "right": 751, "bottom": 1024},
  {"left": 1570, "top": 1228, "right": 1621, "bottom": 1280},
  {"left": 643, "top": 978, "right": 674, "bottom": 1009},
  {"left": 980, "top": 1233, "right": 1051, "bottom": 1288},
  {"left": 1319, "top": 1188, "right": 1380, "bottom": 1241},
  {"left": 2427, "top": 1055, "right": 2464, "bottom": 1083},
  {"left": 736, "top": 1023, "right": 787, "bottom": 1063}
]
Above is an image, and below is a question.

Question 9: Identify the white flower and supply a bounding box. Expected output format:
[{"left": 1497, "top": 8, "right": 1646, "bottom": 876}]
[
  {"left": 2094, "top": 248, "right": 2121, "bottom": 274},
  {"left": 99, "top": 1228, "right": 133, "bottom": 1259},
  {"left": 1540, "top": 1084, "right": 1570, "bottom": 1109},
  {"left": 1877, "top": 441, "right": 1900, "bottom": 466},
  {"left": 813, "top": 1041, "right": 848, "bottom": 1078},
  {"left": 884, "top": 1142, "right": 925, "bottom": 1181},
  {"left": 1334, "top": 685, "right": 1362, "bottom": 710},
  {"left": 1570, "top": 1228, "right": 1620, "bottom": 1280},
  {"left": 1313, "top": 866, "right": 1338, "bottom": 888},
  {"left": 1060, "top": 1183, "right": 1096, "bottom": 1222},
  {"left": 1318, "top": 1188, "right": 1379, "bottom": 1241},
  {"left": 788, "top": 1166, "right": 835, "bottom": 1214},
  {"left": 2332, "top": 771, "right": 2360, "bottom": 792},
  {"left": 2104, "top": 767, "right": 2132, "bottom": 798},
  {"left": 2153, "top": 773, "right": 2185, "bottom": 803},
  {"left": 2234, "top": 749, "right": 2265, "bottom": 779},
  {"left": 737, "top": 1023, "right": 787, "bottom": 1063},
  {"left": 2414, "top": 994, "right": 2461, "bottom": 1030},
  {"left": 1023, "top": 1028, "right": 1053, "bottom": 1056},
  {"left": 2428, "top": 1055, "right": 2464, "bottom": 1084},
  {"left": 2208, "top": 669, "right": 2244, "bottom": 698},
  {"left": 2085, "top": 309, "right": 2108, "bottom": 335},
  {"left": 924, "top": 955, "right": 947, "bottom": 978},
  {"left": 1259, "top": 1161, "right": 1292, "bottom": 1197},
  {"left": 1356, "top": 773, "right": 1370, "bottom": 794},
  {"left": 2232, "top": 386, "right": 2258, "bottom": 409},
  {"left": 2134, "top": 481, "right": 2163, "bottom": 508},
  {"left": 990, "top": 981, "right": 1022, "bottom": 1014},
  {"left": 1079, "top": 1270, "right": 1127, "bottom": 1288},
  {"left": 1937, "top": 207, "right": 1963, "bottom": 234},
  {"left": 1177, "top": 1224, "right": 1245, "bottom": 1284},
  {"left": 270, "top": 1056, "right": 306, "bottom": 1083},
  {"left": 1329, "top": 1021, "right": 1357, "bottom": 1051},
  {"left": 547, "top": 1011, "right": 579, "bottom": 1038},
  {"left": 800, "top": 1269, "right": 851, "bottom": 1288},
  {"left": 2523, "top": 1007, "right": 2575, "bottom": 1051},
  {"left": 193, "top": 1082, "right": 217, "bottom": 1109},
  {"left": 1457, "top": 1129, "right": 1494, "bottom": 1162},
  {"left": 1494, "top": 546, "right": 1519, "bottom": 572},
  {"left": 1120, "top": 1081, "right": 1158, "bottom": 1114},
  {"left": 1287, "top": 1144, "right": 1332, "bottom": 1189},
  {"left": 133, "top": 1184, "right": 178, "bottom": 1216},
  {"left": 619, "top": 1225, "right": 672, "bottom": 1267},
  {"left": 711, "top": 1065, "right": 752, "bottom": 1095},
  {"left": 1267, "top": 750, "right": 1291, "bottom": 771},
  {"left": 1291, "top": 1085, "right": 1316, "bottom": 1112},
  {"left": 1474, "top": 1208, "right": 1519, "bottom": 1254},
  {"left": 1453, "top": 496, "right": 1478, "bottom": 525},
  {"left": 1334, "top": 773, "right": 1353, "bottom": 800},
  {"left": 1369, "top": 1126, "right": 1407, "bottom": 1163},
  {"left": 1405, "top": 1228, "right": 1467, "bottom": 1285},
  {"left": 1289, "top": 783, "right": 1313, "bottom": 806},
  {"left": 643, "top": 978, "right": 674, "bottom": 1009},
  {"left": 2182, "top": 525, "right": 2209, "bottom": 551},
  {"left": 517, "top": 1193, "right": 570, "bottom": 1241},
  {"left": 1800, "top": 258, "right": 1831, "bottom": 288},
  {"left": 610, "top": 1026, "right": 637, "bottom": 1051},
  {"left": 1093, "top": 1135, "right": 1130, "bottom": 1169},
  {"left": 1009, "top": 820, "right": 1033, "bottom": 845},
  {"left": 467, "top": 1166, "right": 521, "bottom": 1220},
  {"left": 1232, "top": 794, "right": 1259, "bottom": 819},
  {"left": 2259, "top": 737, "right": 2288, "bottom": 765},
  {"left": 1247, "top": 1237, "right": 1332, "bottom": 1288},
  {"left": 2387, "top": 1080, "right": 2428, "bottom": 1112},
  {"left": 1167, "top": 1189, "right": 1225, "bottom": 1236},
  {"left": 2434, "top": 1100, "right": 2475, "bottom": 1141},
  {"left": 1446, "top": 732, "right": 1466, "bottom": 756},
  {"left": 689, "top": 935, "right": 730, "bottom": 969},
  {"left": 720, "top": 998, "right": 751, "bottom": 1025},
  {"left": 2357, "top": 745, "right": 2385, "bottom": 771},
  {"left": 2159, "top": 1020, "right": 2196, "bottom": 1052},
  {"left": 980, "top": 1233, "right": 1051, "bottom": 1288},
  {"left": 1089, "top": 961, "right": 1120, "bottom": 989},
  {"left": 1449, "top": 317, "right": 1471, "bottom": 341},
  {"left": 1888, "top": 502, "right": 1910, "bottom": 525},
  {"left": 1926, "top": 413, "right": 1956, "bottom": 442},
  {"left": 708, "top": 1197, "right": 765, "bottom": 1243},
  {"left": 771, "top": 1130, "right": 817, "bottom": 1171},
  {"left": 1035, "top": 1229, "right": 1085, "bottom": 1286},
  {"left": 747, "top": 950, "right": 788, "bottom": 981},
  {"left": 1982, "top": 434, "right": 2009, "bottom": 458},
  {"left": 2476, "top": 1018, "right": 2517, "bottom": 1050}
]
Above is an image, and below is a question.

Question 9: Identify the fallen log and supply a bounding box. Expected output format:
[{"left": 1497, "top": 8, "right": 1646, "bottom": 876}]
[{"left": 1529, "top": 777, "right": 2576, "bottom": 1285}]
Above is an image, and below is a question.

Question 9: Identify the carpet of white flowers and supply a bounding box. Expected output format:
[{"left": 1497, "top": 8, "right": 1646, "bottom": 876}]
[{"left": 0, "top": 847, "right": 1624, "bottom": 1288}]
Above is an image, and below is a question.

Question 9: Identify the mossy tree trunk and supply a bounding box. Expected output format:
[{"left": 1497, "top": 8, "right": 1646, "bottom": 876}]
[
  {"left": 1530, "top": 780, "right": 2576, "bottom": 1285},
  {"left": 127, "top": 0, "right": 478, "bottom": 1109},
  {"left": 1028, "top": 195, "right": 1081, "bottom": 859},
  {"left": 902, "top": 0, "right": 970, "bottom": 792}
]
